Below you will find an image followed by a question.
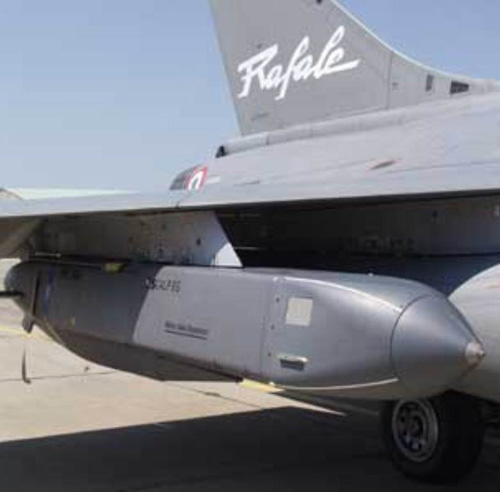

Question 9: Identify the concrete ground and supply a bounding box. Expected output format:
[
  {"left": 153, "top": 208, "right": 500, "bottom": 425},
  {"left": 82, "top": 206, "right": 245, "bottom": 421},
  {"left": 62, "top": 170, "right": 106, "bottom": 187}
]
[{"left": 0, "top": 261, "right": 499, "bottom": 491}]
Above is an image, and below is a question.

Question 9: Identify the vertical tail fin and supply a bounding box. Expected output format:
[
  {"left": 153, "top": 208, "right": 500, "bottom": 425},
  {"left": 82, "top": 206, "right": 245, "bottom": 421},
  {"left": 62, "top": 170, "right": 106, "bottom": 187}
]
[{"left": 210, "top": 0, "right": 498, "bottom": 136}]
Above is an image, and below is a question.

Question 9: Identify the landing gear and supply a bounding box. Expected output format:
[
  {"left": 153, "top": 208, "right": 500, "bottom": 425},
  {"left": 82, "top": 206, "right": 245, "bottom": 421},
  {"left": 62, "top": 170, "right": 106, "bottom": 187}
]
[{"left": 381, "top": 392, "right": 484, "bottom": 484}]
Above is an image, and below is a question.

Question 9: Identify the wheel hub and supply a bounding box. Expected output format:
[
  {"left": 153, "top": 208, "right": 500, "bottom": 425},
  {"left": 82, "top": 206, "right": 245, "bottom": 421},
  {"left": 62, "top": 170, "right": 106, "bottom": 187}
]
[{"left": 391, "top": 399, "right": 439, "bottom": 463}]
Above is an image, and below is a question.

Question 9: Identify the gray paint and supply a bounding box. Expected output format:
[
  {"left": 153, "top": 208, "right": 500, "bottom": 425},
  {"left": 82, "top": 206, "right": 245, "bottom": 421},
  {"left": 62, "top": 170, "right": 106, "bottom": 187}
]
[
  {"left": 392, "top": 296, "right": 480, "bottom": 396},
  {"left": 5, "top": 261, "right": 482, "bottom": 400},
  {"left": 56, "top": 330, "right": 234, "bottom": 383},
  {"left": 210, "top": 0, "right": 498, "bottom": 134},
  {"left": 133, "top": 267, "right": 274, "bottom": 379},
  {"left": 34, "top": 211, "right": 241, "bottom": 267},
  {"left": 451, "top": 264, "right": 500, "bottom": 401}
]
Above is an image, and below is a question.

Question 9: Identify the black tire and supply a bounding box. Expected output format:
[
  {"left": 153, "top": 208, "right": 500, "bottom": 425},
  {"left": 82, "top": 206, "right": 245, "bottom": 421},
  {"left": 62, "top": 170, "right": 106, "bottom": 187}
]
[{"left": 381, "top": 392, "right": 484, "bottom": 484}]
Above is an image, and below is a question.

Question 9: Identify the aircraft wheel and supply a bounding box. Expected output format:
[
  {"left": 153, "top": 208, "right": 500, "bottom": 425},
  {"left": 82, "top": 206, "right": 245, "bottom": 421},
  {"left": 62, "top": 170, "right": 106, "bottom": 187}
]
[{"left": 381, "top": 392, "right": 484, "bottom": 483}]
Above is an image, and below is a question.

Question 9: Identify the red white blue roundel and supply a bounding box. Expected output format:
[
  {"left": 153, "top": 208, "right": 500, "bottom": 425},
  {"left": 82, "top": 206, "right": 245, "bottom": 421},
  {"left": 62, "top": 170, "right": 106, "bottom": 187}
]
[{"left": 186, "top": 166, "right": 208, "bottom": 190}]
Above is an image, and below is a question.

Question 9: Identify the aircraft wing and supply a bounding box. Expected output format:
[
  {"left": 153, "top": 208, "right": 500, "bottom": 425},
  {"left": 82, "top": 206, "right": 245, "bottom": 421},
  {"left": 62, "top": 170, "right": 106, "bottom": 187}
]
[
  {"left": 1, "top": 154, "right": 500, "bottom": 223},
  {"left": 0, "top": 161, "right": 499, "bottom": 223},
  {"left": 0, "top": 149, "right": 498, "bottom": 262},
  {"left": 2, "top": 93, "right": 500, "bottom": 222}
]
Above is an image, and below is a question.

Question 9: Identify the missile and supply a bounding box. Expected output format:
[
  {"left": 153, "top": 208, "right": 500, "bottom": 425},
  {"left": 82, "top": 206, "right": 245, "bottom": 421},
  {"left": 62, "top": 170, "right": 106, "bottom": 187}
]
[{"left": 6, "top": 261, "right": 484, "bottom": 400}]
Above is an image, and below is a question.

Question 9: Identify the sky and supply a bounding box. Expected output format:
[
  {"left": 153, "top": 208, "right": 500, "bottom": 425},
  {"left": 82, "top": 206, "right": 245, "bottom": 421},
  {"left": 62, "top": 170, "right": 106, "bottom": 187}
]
[{"left": 0, "top": 0, "right": 499, "bottom": 191}]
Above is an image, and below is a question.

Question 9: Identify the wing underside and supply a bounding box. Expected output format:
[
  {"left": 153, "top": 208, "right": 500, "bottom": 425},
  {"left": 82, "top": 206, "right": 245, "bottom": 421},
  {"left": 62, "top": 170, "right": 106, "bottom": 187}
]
[
  {"left": 0, "top": 162, "right": 499, "bottom": 263},
  {"left": 2, "top": 91, "right": 500, "bottom": 262}
]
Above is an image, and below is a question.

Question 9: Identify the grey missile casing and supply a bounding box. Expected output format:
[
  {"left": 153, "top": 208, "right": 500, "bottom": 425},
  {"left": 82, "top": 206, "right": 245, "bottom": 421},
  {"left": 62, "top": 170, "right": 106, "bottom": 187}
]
[
  {"left": 6, "top": 261, "right": 481, "bottom": 400},
  {"left": 262, "top": 270, "right": 481, "bottom": 398},
  {"left": 450, "top": 263, "right": 500, "bottom": 402}
]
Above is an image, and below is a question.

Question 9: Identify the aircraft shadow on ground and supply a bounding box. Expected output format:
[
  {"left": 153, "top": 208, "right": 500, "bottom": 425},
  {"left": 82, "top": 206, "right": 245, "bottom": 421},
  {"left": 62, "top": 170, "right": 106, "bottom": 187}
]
[{"left": 0, "top": 406, "right": 498, "bottom": 492}]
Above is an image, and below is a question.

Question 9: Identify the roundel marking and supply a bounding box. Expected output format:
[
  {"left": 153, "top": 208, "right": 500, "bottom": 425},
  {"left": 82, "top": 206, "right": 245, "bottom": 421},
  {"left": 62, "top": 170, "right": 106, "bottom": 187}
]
[{"left": 186, "top": 166, "right": 208, "bottom": 190}]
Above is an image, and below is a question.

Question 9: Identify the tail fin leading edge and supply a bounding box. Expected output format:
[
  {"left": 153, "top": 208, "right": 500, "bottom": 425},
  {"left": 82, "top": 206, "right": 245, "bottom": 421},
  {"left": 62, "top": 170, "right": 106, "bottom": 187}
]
[{"left": 210, "top": 0, "right": 498, "bottom": 136}]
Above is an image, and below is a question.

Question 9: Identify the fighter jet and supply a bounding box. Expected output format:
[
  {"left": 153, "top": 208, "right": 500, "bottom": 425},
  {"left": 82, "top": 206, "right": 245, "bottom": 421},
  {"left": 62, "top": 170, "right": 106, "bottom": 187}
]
[{"left": 0, "top": 0, "right": 498, "bottom": 483}]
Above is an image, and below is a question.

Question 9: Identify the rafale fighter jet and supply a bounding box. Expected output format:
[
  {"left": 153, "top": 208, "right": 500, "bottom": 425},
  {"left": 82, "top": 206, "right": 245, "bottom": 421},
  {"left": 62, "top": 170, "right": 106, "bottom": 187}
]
[{"left": 0, "top": 0, "right": 499, "bottom": 484}]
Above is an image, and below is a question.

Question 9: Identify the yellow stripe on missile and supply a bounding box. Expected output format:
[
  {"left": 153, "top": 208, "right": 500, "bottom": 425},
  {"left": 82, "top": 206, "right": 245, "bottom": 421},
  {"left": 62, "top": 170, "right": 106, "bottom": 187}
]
[
  {"left": 240, "top": 379, "right": 283, "bottom": 394},
  {"left": 104, "top": 263, "right": 124, "bottom": 274}
]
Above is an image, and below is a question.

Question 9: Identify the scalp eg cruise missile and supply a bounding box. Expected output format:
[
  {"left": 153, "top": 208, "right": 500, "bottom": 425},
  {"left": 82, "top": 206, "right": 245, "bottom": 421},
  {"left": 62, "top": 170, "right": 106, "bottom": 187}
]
[{"left": 6, "top": 261, "right": 484, "bottom": 400}]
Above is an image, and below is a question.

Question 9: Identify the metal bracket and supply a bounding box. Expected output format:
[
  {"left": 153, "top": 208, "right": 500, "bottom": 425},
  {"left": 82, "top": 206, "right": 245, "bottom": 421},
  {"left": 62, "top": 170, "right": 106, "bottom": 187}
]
[{"left": 22, "top": 274, "right": 39, "bottom": 334}]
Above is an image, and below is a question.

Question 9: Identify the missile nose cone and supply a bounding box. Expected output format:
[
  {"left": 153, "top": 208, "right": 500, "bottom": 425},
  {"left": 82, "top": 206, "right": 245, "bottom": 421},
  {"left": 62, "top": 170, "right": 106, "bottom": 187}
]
[
  {"left": 392, "top": 296, "right": 483, "bottom": 397},
  {"left": 465, "top": 342, "right": 486, "bottom": 367}
]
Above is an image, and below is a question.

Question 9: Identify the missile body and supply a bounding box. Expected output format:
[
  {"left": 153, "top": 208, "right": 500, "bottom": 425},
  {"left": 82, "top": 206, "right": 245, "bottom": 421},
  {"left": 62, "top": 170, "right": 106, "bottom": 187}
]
[
  {"left": 450, "top": 263, "right": 500, "bottom": 403},
  {"left": 6, "top": 261, "right": 483, "bottom": 400}
]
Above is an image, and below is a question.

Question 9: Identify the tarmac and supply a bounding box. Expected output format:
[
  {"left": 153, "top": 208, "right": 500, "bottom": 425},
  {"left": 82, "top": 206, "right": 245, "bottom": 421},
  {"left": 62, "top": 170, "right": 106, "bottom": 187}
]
[{"left": 0, "top": 260, "right": 499, "bottom": 491}]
